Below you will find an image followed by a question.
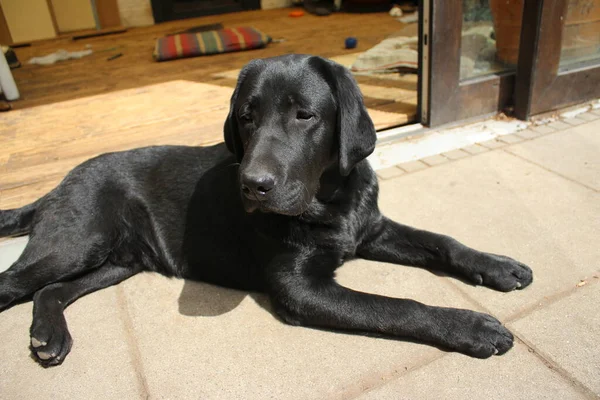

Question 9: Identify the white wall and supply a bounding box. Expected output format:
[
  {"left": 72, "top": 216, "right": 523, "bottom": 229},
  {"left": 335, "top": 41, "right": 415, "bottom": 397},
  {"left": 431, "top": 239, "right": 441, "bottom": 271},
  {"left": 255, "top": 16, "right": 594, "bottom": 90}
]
[
  {"left": 0, "top": 0, "right": 56, "bottom": 42},
  {"left": 261, "top": 0, "right": 293, "bottom": 10},
  {"left": 51, "top": 0, "right": 96, "bottom": 32},
  {"left": 117, "top": 0, "right": 154, "bottom": 27}
]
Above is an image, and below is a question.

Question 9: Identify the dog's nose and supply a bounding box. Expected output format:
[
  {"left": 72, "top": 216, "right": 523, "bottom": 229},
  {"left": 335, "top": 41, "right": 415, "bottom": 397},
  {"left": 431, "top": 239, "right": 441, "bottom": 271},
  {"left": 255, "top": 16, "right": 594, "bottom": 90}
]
[{"left": 241, "top": 173, "right": 276, "bottom": 198}]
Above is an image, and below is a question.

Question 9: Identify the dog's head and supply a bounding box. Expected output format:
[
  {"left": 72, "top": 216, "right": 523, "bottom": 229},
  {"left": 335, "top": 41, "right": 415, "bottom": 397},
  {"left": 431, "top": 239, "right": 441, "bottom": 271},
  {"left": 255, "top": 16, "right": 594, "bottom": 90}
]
[{"left": 224, "top": 54, "right": 376, "bottom": 216}]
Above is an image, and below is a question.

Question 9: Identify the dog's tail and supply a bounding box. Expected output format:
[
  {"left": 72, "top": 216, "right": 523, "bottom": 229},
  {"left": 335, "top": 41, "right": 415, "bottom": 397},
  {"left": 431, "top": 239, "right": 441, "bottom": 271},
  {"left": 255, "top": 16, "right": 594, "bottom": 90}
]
[{"left": 0, "top": 201, "right": 39, "bottom": 237}]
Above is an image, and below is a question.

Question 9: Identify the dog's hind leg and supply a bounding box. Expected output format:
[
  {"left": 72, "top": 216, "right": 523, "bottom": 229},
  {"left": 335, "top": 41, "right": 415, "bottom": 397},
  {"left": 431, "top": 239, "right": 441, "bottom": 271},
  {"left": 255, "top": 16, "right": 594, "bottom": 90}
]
[
  {"left": 0, "top": 201, "right": 39, "bottom": 237},
  {"left": 0, "top": 231, "right": 110, "bottom": 312},
  {"left": 29, "top": 262, "right": 141, "bottom": 367}
]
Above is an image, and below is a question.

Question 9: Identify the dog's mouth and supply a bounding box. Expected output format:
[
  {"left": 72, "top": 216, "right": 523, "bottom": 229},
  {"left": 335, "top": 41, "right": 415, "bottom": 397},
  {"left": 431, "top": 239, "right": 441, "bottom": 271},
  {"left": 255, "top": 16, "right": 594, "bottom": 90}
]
[
  {"left": 241, "top": 185, "right": 313, "bottom": 216},
  {"left": 242, "top": 198, "right": 306, "bottom": 216}
]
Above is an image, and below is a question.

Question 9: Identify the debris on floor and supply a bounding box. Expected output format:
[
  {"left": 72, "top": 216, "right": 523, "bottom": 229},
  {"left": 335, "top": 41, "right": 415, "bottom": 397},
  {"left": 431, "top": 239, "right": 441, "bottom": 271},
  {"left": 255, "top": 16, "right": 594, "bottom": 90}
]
[
  {"left": 28, "top": 49, "right": 93, "bottom": 65},
  {"left": 351, "top": 35, "right": 418, "bottom": 74},
  {"left": 398, "top": 11, "right": 418, "bottom": 24},
  {"left": 351, "top": 13, "right": 420, "bottom": 75},
  {"left": 390, "top": 5, "right": 403, "bottom": 17},
  {"left": 345, "top": 37, "right": 358, "bottom": 49},
  {"left": 107, "top": 53, "right": 123, "bottom": 61}
]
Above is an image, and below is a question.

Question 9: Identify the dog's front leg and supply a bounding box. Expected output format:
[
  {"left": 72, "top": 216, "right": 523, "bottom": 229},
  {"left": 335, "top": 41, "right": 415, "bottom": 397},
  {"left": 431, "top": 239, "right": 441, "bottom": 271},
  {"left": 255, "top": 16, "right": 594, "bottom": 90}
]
[
  {"left": 357, "top": 217, "right": 533, "bottom": 292},
  {"left": 266, "top": 251, "right": 513, "bottom": 358}
]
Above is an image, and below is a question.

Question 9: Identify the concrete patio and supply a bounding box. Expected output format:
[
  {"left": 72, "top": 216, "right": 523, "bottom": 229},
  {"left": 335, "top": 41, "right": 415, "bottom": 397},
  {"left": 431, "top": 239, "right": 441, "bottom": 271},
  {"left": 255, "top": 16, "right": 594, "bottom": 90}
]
[{"left": 1, "top": 109, "right": 599, "bottom": 399}]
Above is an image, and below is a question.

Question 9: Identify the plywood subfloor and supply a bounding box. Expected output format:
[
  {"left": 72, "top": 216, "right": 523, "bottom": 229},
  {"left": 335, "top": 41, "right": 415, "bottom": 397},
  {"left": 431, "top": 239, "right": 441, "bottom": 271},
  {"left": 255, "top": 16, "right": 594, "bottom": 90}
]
[
  {"left": 9, "top": 8, "right": 417, "bottom": 125},
  {"left": 1, "top": 9, "right": 418, "bottom": 210},
  {"left": 0, "top": 81, "right": 231, "bottom": 209}
]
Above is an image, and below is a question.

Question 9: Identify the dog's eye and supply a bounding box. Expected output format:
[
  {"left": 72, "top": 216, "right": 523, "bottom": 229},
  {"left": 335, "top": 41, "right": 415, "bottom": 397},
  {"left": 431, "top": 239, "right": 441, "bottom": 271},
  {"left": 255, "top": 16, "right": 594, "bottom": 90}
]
[
  {"left": 296, "top": 111, "right": 314, "bottom": 121},
  {"left": 240, "top": 113, "right": 252, "bottom": 122}
]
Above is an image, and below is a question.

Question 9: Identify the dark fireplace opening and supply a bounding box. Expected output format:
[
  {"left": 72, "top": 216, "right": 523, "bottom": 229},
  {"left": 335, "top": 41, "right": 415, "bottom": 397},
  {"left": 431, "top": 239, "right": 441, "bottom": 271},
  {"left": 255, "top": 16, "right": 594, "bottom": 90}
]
[{"left": 151, "top": 0, "right": 260, "bottom": 23}]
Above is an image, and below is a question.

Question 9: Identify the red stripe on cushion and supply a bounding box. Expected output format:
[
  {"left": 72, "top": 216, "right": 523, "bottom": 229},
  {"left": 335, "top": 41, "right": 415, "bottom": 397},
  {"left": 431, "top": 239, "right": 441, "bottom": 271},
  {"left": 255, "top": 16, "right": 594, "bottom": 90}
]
[
  {"left": 180, "top": 33, "right": 194, "bottom": 56},
  {"left": 238, "top": 28, "right": 255, "bottom": 49},
  {"left": 223, "top": 28, "right": 241, "bottom": 51},
  {"left": 167, "top": 37, "right": 178, "bottom": 58}
]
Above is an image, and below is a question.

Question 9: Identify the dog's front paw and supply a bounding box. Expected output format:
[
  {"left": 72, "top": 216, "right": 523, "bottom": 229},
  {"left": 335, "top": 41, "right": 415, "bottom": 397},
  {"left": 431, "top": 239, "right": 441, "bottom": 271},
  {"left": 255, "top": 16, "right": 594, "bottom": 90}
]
[
  {"left": 445, "top": 309, "right": 514, "bottom": 358},
  {"left": 30, "top": 314, "right": 73, "bottom": 367},
  {"left": 467, "top": 253, "right": 533, "bottom": 292}
]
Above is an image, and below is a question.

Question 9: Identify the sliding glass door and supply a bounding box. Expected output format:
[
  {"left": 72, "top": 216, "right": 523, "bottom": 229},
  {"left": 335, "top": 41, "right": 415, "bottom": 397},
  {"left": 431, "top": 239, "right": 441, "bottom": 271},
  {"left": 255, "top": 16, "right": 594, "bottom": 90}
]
[{"left": 515, "top": 0, "right": 600, "bottom": 118}]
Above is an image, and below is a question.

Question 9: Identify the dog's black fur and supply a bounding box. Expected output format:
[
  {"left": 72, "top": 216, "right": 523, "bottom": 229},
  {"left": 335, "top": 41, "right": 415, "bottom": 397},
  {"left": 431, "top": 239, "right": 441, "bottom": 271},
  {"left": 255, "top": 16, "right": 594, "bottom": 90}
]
[{"left": 0, "top": 55, "right": 532, "bottom": 367}]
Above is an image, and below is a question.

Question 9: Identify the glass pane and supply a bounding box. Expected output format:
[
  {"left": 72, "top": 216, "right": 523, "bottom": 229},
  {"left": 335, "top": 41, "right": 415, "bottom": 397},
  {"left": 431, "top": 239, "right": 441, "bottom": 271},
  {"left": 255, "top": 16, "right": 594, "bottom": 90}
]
[
  {"left": 560, "top": 0, "right": 600, "bottom": 67},
  {"left": 460, "top": 0, "right": 523, "bottom": 80}
]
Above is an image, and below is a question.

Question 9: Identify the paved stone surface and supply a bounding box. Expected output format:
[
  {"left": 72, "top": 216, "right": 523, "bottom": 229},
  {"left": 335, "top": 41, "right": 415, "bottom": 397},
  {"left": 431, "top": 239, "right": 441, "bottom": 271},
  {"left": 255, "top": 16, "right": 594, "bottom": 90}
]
[
  {"left": 462, "top": 144, "right": 489, "bottom": 155},
  {"left": 356, "top": 343, "right": 586, "bottom": 400},
  {"left": 119, "top": 262, "right": 477, "bottom": 400},
  {"left": 496, "top": 133, "right": 524, "bottom": 144},
  {"left": 0, "top": 236, "right": 28, "bottom": 273},
  {"left": 421, "top": 154, "right": 448, "bottom": 166},
  {"left": 378, "top": 150, "right": 600, "bottom": 320},
  {"left": 505, "top": 125, "right": 600, "bottom": 190},
  {"left": 442, "top": 148, "right": 469, "bottom": 160},
  {"left": 397, "top": 160, "right": 427, "bottom": 172},
  {"left": 577, "top": 112, "right": 599, "bottom": 121},
  {"left": 530, "top": 125, "right": 556, "bottom": 134},
  {"left": 547, "top": 121, "right": 571, "bottom": 130},
  {"left": 0, "top": 287, "right": 142, "bottom": 399},
  {"left": 478, "top": 139, "right": 505, "bottom": 149},
  {"left": 1, "top": 115, "right": 598, "bottom": 399},
  {"left": 510, "top": 282, "right": 600, "bottom": 395},
  {"left": 516, "top": 129, "right": 544, "bottom": 139},
  {"left": 563, "top": 117, "right": 587, "bottom": 126},
  {"left": 377, "top": 166, "right": 405, "bottom": 180}
]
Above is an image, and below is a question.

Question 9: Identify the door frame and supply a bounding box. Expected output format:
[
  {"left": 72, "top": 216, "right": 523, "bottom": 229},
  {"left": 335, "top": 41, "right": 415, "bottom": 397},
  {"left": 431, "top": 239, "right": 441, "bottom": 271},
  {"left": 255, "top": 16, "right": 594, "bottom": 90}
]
[
  {"left": 514, "top": 0, "right": 600, "bottom": 119},
  {"left": 422, "top": 0, "right": 515, "bottom": 127}
]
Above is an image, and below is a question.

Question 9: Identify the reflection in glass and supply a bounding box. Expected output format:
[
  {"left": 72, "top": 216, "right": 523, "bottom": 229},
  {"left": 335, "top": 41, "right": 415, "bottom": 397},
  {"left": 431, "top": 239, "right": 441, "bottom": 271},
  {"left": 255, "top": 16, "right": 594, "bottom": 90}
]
[
  {"left": 460, "top": 0, "right": 523, "bottom": 80},
  {"left": 560, "top": 0, "right": 600, "bottom": 67}
]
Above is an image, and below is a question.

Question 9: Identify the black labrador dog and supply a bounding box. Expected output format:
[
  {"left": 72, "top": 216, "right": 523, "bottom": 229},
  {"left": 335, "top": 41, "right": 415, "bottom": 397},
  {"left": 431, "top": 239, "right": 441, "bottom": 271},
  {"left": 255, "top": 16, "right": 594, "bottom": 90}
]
[{"left": 0, "top": 54, "right": 532, "bottom": 367}]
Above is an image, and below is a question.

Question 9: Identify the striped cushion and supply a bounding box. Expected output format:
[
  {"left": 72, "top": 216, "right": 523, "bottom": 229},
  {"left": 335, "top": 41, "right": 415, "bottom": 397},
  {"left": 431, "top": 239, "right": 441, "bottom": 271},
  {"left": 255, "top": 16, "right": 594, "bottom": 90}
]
[{"left": 154, "top": 27, "right": 272, "bottom": 61}]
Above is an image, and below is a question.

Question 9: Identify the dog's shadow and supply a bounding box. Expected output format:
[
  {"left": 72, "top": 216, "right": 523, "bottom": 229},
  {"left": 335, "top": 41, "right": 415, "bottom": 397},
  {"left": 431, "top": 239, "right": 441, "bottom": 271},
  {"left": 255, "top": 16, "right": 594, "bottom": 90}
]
[
  {"left": 177, "top": 280, "right": 272, "bottom": 317},
  {"left": 176, "top": 275, "right": 458, "bottom": 356},
  {"left": 177, "top": 267, "right": 478, "bottom": 318}
]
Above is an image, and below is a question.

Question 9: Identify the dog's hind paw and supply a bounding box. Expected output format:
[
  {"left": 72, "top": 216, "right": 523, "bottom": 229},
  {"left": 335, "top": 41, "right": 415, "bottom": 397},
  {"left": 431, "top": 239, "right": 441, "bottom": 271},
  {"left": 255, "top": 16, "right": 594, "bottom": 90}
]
[{"left": 30, "top": 317, "right": 73, "bottom": 367}]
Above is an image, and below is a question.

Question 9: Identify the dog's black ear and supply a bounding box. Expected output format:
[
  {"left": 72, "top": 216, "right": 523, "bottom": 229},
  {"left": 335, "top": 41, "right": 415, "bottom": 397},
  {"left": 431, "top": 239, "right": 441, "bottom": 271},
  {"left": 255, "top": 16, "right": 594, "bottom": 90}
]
[
  {"left": 310, "top": 56, "right": 377, "bottom": 176},
  {"left": 224, "top": 60, "right": 264, "bottom": 162}
]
